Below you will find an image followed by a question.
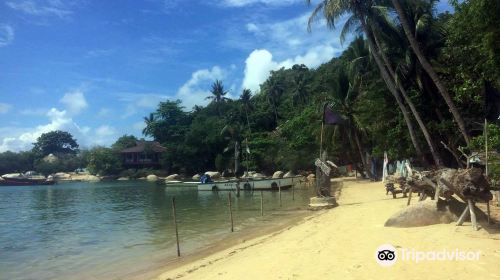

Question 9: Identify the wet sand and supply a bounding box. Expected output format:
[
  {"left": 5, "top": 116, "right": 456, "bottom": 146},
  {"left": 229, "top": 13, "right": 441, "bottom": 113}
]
[{"left": 153, "top": 178, "right": 500, "bottom": 280}]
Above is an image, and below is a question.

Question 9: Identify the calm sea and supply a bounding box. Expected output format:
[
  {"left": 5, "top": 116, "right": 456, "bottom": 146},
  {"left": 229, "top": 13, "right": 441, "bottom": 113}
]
[{"left": 0, "top": 180, "right": 314, "bottom": 280}]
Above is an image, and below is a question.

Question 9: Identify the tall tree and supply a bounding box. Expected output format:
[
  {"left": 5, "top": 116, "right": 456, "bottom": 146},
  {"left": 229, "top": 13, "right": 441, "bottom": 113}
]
[
  {"left": 206, "top": 79, "right": 229, "bottom": 104},
  {"left": 389, "top": 0, "right": 470, "bottom": 144},
  {"left": 32, "top": 130, "right": 79, "bottom": 157},
  {"left": 308, "top": 0, "right": 426, "bottom": 163}
]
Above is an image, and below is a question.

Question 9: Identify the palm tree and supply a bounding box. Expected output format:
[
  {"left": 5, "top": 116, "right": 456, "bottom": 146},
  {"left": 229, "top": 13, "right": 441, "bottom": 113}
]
[
  {"left": 266, "top": 75, "right": 285, "bottom": 126},
  {"left": 142, "top": 113, "right": 155, "bottom": 136},
  {"left": 308, "top": 0, "right": 426, "bottom": 163},
  {"left": 368, "top": 6, "right": 443, "bottom": 166},
  {"left": 206, "top": 79, "right": 229, "bottom": 103},
  {"left": 389, "top": 0, "right": 470, "bottom": 144},
  {"left": 240, "top": 88, "right": 253, "bottom": 133},
  {"left": 221, "top": 114, "right": 244, "bottom": 175}
]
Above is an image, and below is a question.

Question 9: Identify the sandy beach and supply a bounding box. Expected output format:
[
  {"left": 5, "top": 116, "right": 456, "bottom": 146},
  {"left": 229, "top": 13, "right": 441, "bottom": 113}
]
[{"left": 153, "top": 178, "right": 500, "bottom": 280}]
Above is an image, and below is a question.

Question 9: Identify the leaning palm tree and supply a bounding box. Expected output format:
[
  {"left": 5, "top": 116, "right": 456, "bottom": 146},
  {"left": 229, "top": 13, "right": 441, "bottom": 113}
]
[
  {"left": 308, "top": 0, "right": 426, "bottom": 163},
  {"left": 389, "top": 0, "right": 470, "bottom": 144},
  {"left": 367, "top": 5, "right": 443, "bottom": 166}
]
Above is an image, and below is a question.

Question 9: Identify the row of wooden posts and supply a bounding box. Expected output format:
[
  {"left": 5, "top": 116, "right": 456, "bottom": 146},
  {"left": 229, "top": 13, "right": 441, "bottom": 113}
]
[{"left": 170, "top": 183, "right": 295, "bottom": 257}]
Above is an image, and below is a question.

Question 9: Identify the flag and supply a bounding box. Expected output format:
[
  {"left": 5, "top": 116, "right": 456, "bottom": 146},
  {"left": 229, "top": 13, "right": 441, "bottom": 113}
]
[{"left": 323, "top": 104, "right": 345, "bottom": 125}]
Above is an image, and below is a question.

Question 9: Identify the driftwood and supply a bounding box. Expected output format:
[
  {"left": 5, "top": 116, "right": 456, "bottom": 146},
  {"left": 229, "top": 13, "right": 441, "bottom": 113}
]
[{"left": 437, "top": 168, "right": 493, "bottom": 202}]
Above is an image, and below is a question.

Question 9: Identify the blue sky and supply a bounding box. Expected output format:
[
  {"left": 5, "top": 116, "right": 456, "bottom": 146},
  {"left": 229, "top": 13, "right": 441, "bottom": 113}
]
[{"left": 0, "top": 0, "right": 453, "bottom": 152}]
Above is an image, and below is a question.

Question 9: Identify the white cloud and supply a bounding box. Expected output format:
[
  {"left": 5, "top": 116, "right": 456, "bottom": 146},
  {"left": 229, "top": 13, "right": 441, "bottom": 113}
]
[
  {"left": 95, "top": 125, "right": 116, "bottom": 137},
  {"left": 60, "top": 90, "right": 88, "bottom": 115},
  {"left": 0, "top": 24, "right": 14, "bottom": 47},
  {"left": 5, "top": 0, "right": 73, "bottom": 18},
  {"left": 0, "top": 103, "right": 12, "bottom": 114},
  {"left": 176, "top": 66, "right": 226, "bottom": 109},
  {"left": 0, "top": 108, "right": 91, "bottom": 152},
  {"left": 242, "top": 45, "right": 335, "bottom": 92}
]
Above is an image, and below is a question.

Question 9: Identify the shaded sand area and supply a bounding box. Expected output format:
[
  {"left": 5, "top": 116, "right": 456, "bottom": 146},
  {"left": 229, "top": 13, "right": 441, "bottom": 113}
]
[{"left": 153, "top": 178, "right": 500, "bottom": 280}]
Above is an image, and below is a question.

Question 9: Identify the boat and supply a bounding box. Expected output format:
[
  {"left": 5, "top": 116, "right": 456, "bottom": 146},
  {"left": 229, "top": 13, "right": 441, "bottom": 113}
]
[
  {"left": 197, "top": 176, "right": 300, "bottom": 191},
  {"left": 0, "top": 172, "right": 56, "bottom": 186}
]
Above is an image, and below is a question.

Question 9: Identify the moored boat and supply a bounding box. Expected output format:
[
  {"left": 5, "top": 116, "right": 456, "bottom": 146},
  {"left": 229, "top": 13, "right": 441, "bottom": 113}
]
[
  {"left": 197, "top": 176, "right": 301, "bottom": 191},
  {"left": 0, "top": 172, "right": 55, "bottom": 186}
]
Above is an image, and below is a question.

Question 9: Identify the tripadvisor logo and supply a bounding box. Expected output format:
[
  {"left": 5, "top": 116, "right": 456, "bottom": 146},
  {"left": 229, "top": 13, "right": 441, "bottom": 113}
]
[{"left": 375, "top": 244, "right": 481, "bottom": 266}]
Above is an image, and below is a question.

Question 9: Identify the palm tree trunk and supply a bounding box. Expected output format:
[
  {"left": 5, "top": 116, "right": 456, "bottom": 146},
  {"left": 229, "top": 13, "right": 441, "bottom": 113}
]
[
  {"left": 372, "top": 31, "right": 443, "bottom": 167},
  {"left": 357, "top": 14, "right": 425, "bottom": 163},
  {"left": 390, "top": 0, "right": 470, "bottom": 145},
  {"left": 352, "top": 128, "right": 372, "bottom": 178}
]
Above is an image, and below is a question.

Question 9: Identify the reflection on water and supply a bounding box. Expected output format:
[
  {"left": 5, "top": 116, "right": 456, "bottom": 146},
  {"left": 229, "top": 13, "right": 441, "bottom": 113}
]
[{"left": 0, "top": 181, "right": 314, "bottom": 280}]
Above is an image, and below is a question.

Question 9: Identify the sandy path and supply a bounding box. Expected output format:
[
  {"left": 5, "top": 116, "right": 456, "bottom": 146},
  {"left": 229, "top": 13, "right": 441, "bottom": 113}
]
[{"left": 155, "top": 178, "right": 500, "bottom": 280}]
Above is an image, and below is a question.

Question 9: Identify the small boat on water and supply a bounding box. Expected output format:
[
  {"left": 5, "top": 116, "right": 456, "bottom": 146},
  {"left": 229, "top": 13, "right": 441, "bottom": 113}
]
[
  {"left": 197, "top": 176, "right": 300, "bottom": 191},
  {"left": 0, "top": 171, "right": 55, "bottom": 186}
]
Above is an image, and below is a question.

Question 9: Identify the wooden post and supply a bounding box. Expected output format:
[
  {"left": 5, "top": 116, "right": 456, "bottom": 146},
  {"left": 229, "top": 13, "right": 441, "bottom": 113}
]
[
  {"left": 486, "top": 200, "right": 491, "bottom": 225},
  {"left": 468, "top": 199, "right": 478, "bottom": 231},
  {"left": 434, "top": 184, "right": 440, "bottom": 201},
  {"left": 485, "top": 119, "right": 488, "bottom": 176},
  {"left": 228, "top": 192, "right": 234, "bottom": 232},
  {"left": 260, "top": 191, "right": 264, "bottom": 216},
  {"left": 456, "top": 205, "right": 470, "bottom": 226},
  {"left": 278, "top": 181, "right": 282, "bottom": 207},
  {"left": 292, "top": 183, "right": 295, "bottom": 201},
  {"left": 406, "top": 189, "right": 413, "bottom": 206},
  {"left": 171, "top": 197, "right": 180, "bottom": 257},
  {"left": 236, "top": 182, "right": 240, "bottom": 198}
]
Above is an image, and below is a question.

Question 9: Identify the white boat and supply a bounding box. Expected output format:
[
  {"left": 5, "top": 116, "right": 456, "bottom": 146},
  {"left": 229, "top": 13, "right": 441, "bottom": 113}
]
[{"left": 197, "top": 176, "right": 301, "bottom": 191}]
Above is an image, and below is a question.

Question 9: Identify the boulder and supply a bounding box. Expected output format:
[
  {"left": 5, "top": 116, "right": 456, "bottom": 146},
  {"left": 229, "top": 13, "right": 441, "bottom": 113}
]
[
  {"left": 384, "top": 200, "right": 457, "bottom": 228},
  {"left": 166, "top": 174, "right": 180, "bottom": 181},
  {"left": 85, "top": 175, "right": 101, "bottom": 182},
  {"left": 204, "top": 171, "right": 221, "bottom": 179},
  {"left": 283, "top": 171, "right": 295, "bottom": 178},
  {"left": 55, "top": 172, "right": 71, "bottom": 179},
  {"left": 272, "top": 171, "right": 284, "bottom": 178},
  {"left": 192, "top": 174, "right": 201, "bottom": 180},
  {"left": 307, "top": 173, "right": 316, "bottom": 180},
  {"left": 117, "top": 177, "right": 129, "bottom": 181},
  {"left": 252, "top": 173, "right": 265, "bottom": 178},
  {"left": 146, "top": 174, "right": 158, "bottom": 182}
]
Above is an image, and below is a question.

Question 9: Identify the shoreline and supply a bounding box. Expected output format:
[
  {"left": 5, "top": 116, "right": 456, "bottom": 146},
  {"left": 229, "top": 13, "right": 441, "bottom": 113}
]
[
  {"left": 151, "top": 178, "right": 500, "bottom": 280},
  {"left": 120, "top": 182, "right": 343, "bottom": 280}
]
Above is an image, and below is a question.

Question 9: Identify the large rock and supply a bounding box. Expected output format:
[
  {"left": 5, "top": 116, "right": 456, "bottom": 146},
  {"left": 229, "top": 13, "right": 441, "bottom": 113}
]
[
  {"left": 252, "top": 173, "right": 265, "bottom": 178},
  {"left": 146, "top": 174, "right": 158, "bottom": 182},
  {"left": 204, "top": 171, "right": 221, "bottom": 179},
  {"left": 117, "top": 177, "right": 129, "bottom": 181},
  {"left": 85, "top": 175, "right": 101, "bottom": 182},
  {"left": 166, "top": 174, "right": 180, "bottom": 181},
  {"left": 283, "top": 171, "right": 295, "bottom": 178},
  {"left": 307, "top": 173, "right": 316, "bottom": 180},
  {"left": 272, "top": 171, "right": 284, "bottom": 178},
  {"left": 384, "top": 200, "right": 457, "bottom": 228},
  {"left": 192, "top": 174, "right": 201, "bottom": 180},
  {"left": 55, "top": 172, "right": 71, "bottom": 179}
]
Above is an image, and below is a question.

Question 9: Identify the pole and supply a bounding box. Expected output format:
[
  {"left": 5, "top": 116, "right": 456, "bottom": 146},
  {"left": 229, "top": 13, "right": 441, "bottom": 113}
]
[
  {"left": 171, "top": 197, "right": 180, "bottom": 257},
  {"left": 292, "top": 183, "right": 295, "bottom": 201},
  {"left": 319, "top": 121, "right": 324, "bottom": 159},
  {"left": 485, "top": 119, "right": 488, "bottom": 176},
  {"left": 278, "top": 181, "right": 282, "bottom": 207},
  {"left": 228, "top": 192, "right": 234, "bottom": 232},
  {"left": 260, "top": 191, "right": 264, "bottom": 216}
]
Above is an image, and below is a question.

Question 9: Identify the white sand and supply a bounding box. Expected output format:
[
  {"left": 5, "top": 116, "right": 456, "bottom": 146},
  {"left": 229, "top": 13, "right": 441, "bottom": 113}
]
[{"left": 154, "top": 178, "right": 500, "bottom": 280}]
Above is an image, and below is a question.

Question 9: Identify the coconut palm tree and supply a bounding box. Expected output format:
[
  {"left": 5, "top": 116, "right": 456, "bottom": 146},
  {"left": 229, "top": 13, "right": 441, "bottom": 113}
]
[
  {"left": 142, "top": 113, "right": 155, "bottom": 136},
  {"left": 240, "top": 88, "right": 253, "bottom": 133},
  {"left": 389, "top": 0, "right": 470, "bottom": 144},
  {"left": 265, "top": 75, "right": 285, "bottom": 126},
  {"left": 368, "top": 5, "right": 443, "bottom": 166},
  {"left": 206, "top": 79, "right": 229, "bottom": 104},
  {"left": 307, "top": 0, "right": 426, "bottom": 163}
]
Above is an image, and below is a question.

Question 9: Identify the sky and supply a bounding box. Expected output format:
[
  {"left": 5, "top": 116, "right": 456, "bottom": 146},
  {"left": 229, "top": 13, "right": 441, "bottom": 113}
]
[{"left": 0, "top": 0, "right": 453, "bottom": 152}]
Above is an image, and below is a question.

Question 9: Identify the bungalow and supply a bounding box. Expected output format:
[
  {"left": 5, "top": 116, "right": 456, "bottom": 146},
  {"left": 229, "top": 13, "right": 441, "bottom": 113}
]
[{"left": 120, "top": 140, "right": 167, "bottom": 168}]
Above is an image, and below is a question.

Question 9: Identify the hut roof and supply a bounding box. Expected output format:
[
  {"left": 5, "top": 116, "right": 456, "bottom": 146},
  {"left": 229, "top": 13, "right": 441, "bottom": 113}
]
[{"left": 120, "top": 141, "right": 167, "bottom": 153}]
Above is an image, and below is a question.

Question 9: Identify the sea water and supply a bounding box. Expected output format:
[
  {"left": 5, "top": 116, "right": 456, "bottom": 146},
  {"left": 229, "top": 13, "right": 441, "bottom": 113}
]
[{"left": 0, "top": 180, "right": 314, "bottom": 280}]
